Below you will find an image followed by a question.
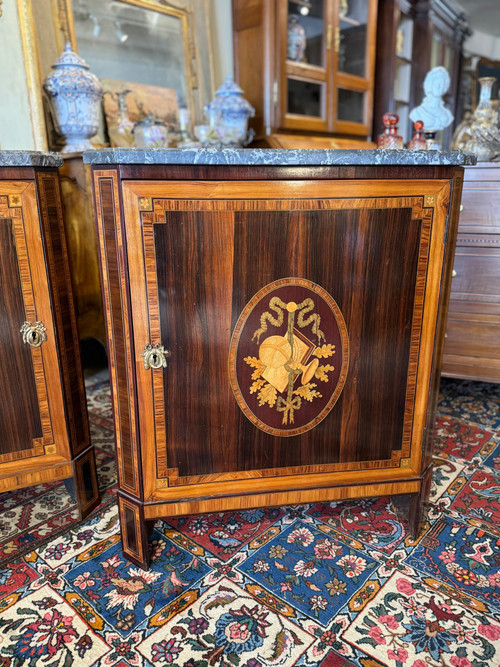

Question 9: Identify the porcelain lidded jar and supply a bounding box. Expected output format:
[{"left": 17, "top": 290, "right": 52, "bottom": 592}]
[
  {"left": 43, "top": 42, "right": 103, "bottom": 153},
  {"left": 133, "top": 113, "right": 169, "bottom": 148},
  {"left": 205, "top": 76, "right": 255, "bottom": 145}
]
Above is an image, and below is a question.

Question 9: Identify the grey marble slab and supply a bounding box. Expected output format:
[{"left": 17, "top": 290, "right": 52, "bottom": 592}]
[
  {"left": 0, "top": 150, "right": 63, "bottom": 168},
  {"left": 83, "top": 147, "right": 476, "bottom": 167}
]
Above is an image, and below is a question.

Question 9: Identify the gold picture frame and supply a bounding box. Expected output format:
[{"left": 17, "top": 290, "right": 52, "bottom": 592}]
[{"left": 19, "top": 0, "right": 216, "bottom": 150}]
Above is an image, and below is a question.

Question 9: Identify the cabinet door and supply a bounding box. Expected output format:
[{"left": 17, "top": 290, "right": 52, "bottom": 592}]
[
  {"left": 0, "top": 183, "right": 72, "bottom": 488},
  {"left": 333, "top": 0, "right": 377, "bottom": 136},
  {"left": 280, "top": 0, "right": 332, "bottom": 132},
  {"left": 118, "top": 178, "right": 450, "bottom": 507}
]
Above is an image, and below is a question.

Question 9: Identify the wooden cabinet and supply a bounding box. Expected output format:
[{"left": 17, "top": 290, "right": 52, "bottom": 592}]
[
  {"left": 233, "top": 0, "right": 378, "bottom": 144},
  {"left": 89, "top": 148, "right": 468, "bottom": 569},
  {"left": 442, "top": 163, "right": 500, "bottom": 383},
  {"left": 372, "top": 0, "right": 469, "bottom": 146},
  {"left": 0, "top": 153, "right": 100, "bottom": 518}
]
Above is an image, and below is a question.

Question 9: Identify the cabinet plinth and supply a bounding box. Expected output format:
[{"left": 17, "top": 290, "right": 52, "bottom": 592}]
[
  {"left": 90, "top": 152, "right": 465, "bottom": 569},
  {"left": 0, "top": 161, "right": 100, "bottom": 519}
]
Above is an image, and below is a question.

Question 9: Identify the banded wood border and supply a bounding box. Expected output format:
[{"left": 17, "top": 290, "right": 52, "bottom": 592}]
[
  {"left": 143, "top": 479, "right": 422, "bottom": 519},
  {"left": 142, "top": 193, "right": 429, "bottom": 469},
  {"left": 0, "top": 182, "right": 71, "bottom": 466},
  {"left": 0, "top": 463, "right": 73, "bottom": 494},
  {"left": 118, "top": 495, "right": 144, "bottom": 564},
  {"left": 93, "top": 170, "right": 141, "bottom": 497}
]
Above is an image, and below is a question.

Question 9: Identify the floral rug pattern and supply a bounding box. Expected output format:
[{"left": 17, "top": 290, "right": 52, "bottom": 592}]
[{"left": 0, "top": 376, "right": 499, "bottom": 666}]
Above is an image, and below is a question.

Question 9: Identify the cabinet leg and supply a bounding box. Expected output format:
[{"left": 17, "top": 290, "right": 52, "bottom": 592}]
[
  {"left": 63, "top": 477, "right": 76, "bottom": 502},
  {"left": 72, "top": 447, "right": 100, "bottom": 520},
  {"left": 118, "top": 494, "right": 153, "bottom": 570},
  {"left": 408, "top": 465, "right": 433, "bottom": 540}
]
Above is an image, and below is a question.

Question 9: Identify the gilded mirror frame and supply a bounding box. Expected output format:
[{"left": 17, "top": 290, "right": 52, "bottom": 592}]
[
  {"left": 59, "top": 0, "right": 198, "bottom": 118},
  {"left": 16, "top": 0, "right": 48, "bottom": 149},
  {"left": 16, "top": 0, "right": 215, "bottom": 149}
]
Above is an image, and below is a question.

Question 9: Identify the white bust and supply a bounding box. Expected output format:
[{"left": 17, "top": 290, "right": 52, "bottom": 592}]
[{"left": 410, "top": 66, "right": 454, "bottom": 132}]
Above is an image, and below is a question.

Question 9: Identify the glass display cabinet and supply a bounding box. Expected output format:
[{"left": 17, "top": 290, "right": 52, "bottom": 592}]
[{"left": 233, "top": 0, "right": 378, "bottom": 144}]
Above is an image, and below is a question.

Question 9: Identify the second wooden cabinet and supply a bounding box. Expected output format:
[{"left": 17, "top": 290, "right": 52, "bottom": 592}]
[
  {"left": 442, "top": 163, "right": 500, "bottom": 383},
  {"left": 0, "top": 152, "right": 100, "bottom": 518}
]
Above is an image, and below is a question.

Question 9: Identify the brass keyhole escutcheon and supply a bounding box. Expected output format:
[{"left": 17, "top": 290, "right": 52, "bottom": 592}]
[
  {"left": 141, "top": 343, "right": 170, "bottom": 370},
  {"left": 20, "top": 321, "right": 47, "bottom": 348}
]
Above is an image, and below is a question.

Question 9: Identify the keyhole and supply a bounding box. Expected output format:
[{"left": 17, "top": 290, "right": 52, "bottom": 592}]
[
  {"left": 31, "top": 331, "right": 37, "bottom": 343},
  {"left": 152, "top": 354, "right": 158, "bottom": 366}
]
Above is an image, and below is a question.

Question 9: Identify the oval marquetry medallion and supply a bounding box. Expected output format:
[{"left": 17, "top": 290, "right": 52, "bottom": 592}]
[{"left": 229, "top": 278, "right": 349, "bottom": 436}]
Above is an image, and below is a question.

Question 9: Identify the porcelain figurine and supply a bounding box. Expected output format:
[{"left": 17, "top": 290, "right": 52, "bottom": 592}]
[
  {"left": 287, "top": 15, "right": 307, "bottom": 62},
  {"left": 43, "top": 42, "right": 103, "bottom": 153},
  {"left": 409, "top": 66, "right": 454, "bottom": 133},
  {"left": 204, "top": 76, "right": 255, "bottom": 146}
]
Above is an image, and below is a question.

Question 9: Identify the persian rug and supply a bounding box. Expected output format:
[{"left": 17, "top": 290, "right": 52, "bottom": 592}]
[
  {"left": 0, "top": 380, "right": 117, "bottom": 567},
  {"left": 0, "top": 377, "right": 499, "bottom": 667}
]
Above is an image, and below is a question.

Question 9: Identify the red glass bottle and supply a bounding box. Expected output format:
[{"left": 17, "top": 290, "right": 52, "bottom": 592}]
[
  {"left": 377, "top": 112, "right": 404, "bottom": 149},
  {"left": 407, "top": 120, "right": 427, "bottom": 150}
]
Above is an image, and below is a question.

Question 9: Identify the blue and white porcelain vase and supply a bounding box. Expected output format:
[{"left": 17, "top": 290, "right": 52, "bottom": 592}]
[
  {"left": 204, "top": 76, "right": 255, "bottom": 146},
  {"left": 43, "top": 43, "right": 103, "bottom": 153}
]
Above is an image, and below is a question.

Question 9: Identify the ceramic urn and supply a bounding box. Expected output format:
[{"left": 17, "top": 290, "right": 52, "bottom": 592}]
[
  {"left": 204, "top": 76, "right": 255, "bottom": 146},
  {"left": 43, "top": 42, "right": 103, "bottom": 153}
]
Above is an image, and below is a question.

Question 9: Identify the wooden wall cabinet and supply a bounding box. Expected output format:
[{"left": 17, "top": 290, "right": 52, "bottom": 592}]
[
  {"left": 233, "top": 0, "right": 378, "bottom": 145},
  {"left": 0, "top": 153, "right": 100, "bottom": 518},
  {"left": 89, "top": 148, "right": 469, "bottom": 569},
  {"left": 442, "top": 163, "right": 500, "bottom": 383}
]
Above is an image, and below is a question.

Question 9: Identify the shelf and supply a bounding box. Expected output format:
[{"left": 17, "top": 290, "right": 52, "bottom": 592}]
[
  {"left": 286, "top": 61, "right": 327, "bottom": 81},
  {"left": 340, "top": 16, "right": 361, "bottom": 27}
]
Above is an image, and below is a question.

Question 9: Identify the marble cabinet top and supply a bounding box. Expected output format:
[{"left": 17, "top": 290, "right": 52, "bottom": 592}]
[
  {"left": 83, "top": 147, "right": 476, "bottom": 167},
  {"left": 0, "top": 151, "right": 63, "bottom": 167}
]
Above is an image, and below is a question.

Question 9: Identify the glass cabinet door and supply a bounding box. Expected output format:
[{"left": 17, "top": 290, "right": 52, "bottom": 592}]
[
  {"left": 287, "top": 0, "right": 325, "bottom": 66},
  {"left": 279, "top": 0, "right": 376, "bottom": 135},
  {"left": 337, "top": 0, "right": 368, "bottom": 77},
  {"left": 333, "top": 0, "right": 376, "bottom": 136},
  {"left": 282, "top": 0, "right": 331, "bottom": 131}
]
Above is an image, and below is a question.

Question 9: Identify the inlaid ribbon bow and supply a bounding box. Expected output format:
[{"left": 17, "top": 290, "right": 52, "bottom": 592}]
[{"left": 277, "top": 395, "right": 302, "bottom": 425}]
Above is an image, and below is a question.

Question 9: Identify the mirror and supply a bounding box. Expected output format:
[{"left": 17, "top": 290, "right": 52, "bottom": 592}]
[{"left": 69, "top": 0, "right": 194, "bottom": 111}]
